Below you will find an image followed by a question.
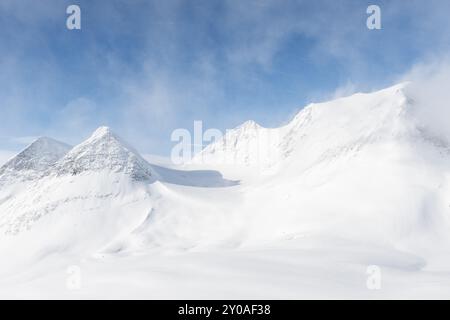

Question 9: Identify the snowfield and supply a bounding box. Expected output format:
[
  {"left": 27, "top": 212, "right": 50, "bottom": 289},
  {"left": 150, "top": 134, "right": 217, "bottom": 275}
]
[{"left": 1, "top": 83, "right": 450, "bottom": 299}]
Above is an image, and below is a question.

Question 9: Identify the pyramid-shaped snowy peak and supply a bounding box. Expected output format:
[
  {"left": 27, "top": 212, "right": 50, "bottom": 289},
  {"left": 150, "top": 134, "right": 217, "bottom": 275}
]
[
  {"left": 0, "top": 137, "right": 71, "bottom": 180},
  {"left": 55, "top": 126, "right": 153, "bottom": 180}
]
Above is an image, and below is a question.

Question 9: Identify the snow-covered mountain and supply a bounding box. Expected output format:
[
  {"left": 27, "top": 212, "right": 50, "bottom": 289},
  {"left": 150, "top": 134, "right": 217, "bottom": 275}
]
[
  {"left": 2, "top": 83, "right": 450, "bottom": 246},
  {"left": 192, "top": 83, "right": 450, "bottom": 246},
  {"left": 192, "top": 120, "right": 283, "bottom": 170},
  {"left": 0, "top": 137, "right": 70, "bottom": 183},
  {"left": 0, "top": 127, "right": 155, "bottom": 254},
  {"left": 1, "top": 83, "right": 450, "bottom": 298},
  {"left": 193, "top": 83, "right": 426, "bottom": 172},
  {"left": 55, "top": 126, "right": 154, "bottom": 181}
]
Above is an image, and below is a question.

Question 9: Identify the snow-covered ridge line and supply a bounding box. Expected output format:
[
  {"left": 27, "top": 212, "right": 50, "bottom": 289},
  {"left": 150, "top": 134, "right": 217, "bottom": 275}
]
[
  {"left": 192, "top": 83, "right": 414, "bottom": 169},
  {"left": 54, "top": 126, "right": 154, "bottom": 181}
]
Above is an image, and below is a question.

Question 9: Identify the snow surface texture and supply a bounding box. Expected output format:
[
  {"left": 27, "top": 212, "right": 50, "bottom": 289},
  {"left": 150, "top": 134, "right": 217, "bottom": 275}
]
[{"left": 1, "top": 83, "right": 450, "bottom": 299}]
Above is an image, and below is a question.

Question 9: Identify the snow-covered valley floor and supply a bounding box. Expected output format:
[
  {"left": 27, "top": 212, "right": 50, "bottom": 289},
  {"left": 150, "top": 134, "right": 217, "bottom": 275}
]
[{"left": 2, "top": 236, "right": 450, "bottom": 299}]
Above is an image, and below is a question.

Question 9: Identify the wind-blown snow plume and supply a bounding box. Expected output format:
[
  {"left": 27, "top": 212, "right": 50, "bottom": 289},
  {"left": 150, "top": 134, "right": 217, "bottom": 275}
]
[{"left": 402, "top": 57, "right": 450, "bottom": 144}]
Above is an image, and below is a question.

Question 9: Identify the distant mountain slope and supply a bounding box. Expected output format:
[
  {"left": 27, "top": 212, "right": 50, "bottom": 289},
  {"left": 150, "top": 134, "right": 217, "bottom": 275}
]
[{"left": 192, "top": 120, "right": 282, "bottom": 170}]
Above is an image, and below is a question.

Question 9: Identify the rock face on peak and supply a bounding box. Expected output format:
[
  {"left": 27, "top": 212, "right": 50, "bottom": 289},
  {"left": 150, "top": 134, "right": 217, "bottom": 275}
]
[
  {"left": 0, "top": 137, "right": 71, "bottom": 182},
  {"left": 55, "top": 126, "right": 153, "bottom": 180}
]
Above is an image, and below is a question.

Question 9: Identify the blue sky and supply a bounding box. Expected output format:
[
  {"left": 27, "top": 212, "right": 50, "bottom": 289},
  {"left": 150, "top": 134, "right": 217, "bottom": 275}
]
[{"left": 1, "top": 0, "right": 450, "bottom": 157}]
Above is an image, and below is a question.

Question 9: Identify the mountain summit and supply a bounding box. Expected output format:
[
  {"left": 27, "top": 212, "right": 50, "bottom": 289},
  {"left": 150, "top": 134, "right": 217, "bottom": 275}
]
[
  {"left": 0, "top": 137, "right": 70, "bottom": 182},
  {"left": 55, "top": 126, "right": 153, "bottom": 180}
]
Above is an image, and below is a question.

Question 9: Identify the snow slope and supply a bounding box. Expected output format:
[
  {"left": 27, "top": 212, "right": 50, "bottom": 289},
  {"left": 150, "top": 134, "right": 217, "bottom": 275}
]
[{"left": 1, "top": 83, "right": 450, "bottom": 298}]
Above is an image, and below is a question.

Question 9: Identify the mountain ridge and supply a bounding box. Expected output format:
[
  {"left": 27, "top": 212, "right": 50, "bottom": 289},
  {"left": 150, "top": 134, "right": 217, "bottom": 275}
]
[{"left": 192, "top": 82, "right": 417, "bottom": 170}]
